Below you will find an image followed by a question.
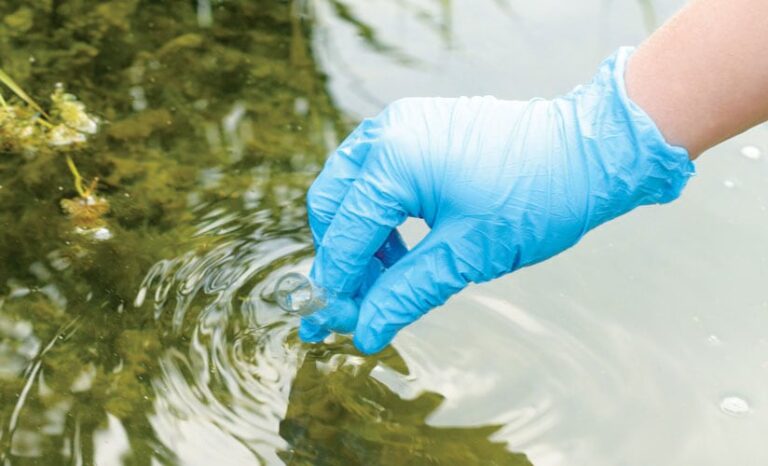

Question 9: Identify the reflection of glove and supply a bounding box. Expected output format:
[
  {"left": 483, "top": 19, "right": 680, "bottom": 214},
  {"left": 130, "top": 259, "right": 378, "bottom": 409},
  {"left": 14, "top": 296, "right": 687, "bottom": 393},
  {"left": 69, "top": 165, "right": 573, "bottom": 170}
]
[{"left": 301, "top": 47, "right": 695, "bottom": 354}]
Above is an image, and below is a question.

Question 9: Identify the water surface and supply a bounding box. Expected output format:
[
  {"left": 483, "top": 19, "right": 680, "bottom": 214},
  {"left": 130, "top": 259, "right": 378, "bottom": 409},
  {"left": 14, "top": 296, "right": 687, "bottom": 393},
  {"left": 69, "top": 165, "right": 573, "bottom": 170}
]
[
  {"left": 1, "top": 1, "right": 767, "bottom": 465},
  {"left": 315, "top": 1, "right": 768, "bottom": 465}
]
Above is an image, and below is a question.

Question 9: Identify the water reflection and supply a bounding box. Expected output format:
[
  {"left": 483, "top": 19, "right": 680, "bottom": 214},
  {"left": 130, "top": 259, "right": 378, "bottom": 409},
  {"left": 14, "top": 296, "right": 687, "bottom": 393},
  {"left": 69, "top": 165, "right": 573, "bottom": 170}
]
[
  {"left": 281, "top": 341, "right": 529, "bottom": 465},
  {"left": 135, "top": 196, "right": 529, "bottom": 463}
]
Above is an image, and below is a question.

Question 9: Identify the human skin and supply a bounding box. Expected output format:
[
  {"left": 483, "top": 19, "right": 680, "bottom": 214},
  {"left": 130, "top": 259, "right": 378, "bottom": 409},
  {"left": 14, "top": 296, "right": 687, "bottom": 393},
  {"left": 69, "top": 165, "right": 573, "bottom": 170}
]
[{"left": 626, "top": 0, "right": 768, "bottom": 159}]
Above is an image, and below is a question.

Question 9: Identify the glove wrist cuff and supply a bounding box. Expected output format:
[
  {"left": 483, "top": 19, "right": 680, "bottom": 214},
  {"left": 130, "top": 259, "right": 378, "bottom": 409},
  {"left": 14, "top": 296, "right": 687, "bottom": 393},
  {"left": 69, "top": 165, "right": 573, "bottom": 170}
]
[
  {"left": 609, "top": 47, "right": 696, "bottom": 204},
  {"left": 567, "top": 47, "right": 696, "bottom": 228}
]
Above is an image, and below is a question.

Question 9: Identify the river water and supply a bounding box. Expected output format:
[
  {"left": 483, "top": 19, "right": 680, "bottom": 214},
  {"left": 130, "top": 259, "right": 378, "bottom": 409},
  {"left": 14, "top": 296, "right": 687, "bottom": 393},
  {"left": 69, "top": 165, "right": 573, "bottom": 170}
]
[
  {"left": 317, "top": 1, "right": 768, "bottom": 464},
  {"left": 1, "top": 1, "right": 766, "bottom": 465}
]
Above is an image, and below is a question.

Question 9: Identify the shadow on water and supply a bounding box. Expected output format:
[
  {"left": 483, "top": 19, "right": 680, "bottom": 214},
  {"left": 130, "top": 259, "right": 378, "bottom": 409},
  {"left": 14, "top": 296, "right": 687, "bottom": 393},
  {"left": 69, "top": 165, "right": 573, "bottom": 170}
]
[{"left": 0, "top": 0, "right": 529, "bottom": 464}]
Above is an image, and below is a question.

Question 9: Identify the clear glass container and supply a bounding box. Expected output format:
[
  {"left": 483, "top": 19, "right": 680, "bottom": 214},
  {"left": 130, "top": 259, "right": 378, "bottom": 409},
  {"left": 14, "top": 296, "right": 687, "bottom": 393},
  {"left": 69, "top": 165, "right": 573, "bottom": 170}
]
[{"left": 273, "top": 272, "right": 328, "bottom": 316}]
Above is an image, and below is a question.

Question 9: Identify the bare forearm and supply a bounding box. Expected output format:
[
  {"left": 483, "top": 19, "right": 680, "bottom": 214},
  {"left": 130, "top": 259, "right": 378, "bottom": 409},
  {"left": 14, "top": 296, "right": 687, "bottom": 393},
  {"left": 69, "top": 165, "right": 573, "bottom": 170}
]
[{"left": 626, "top": 0, "right": 768, "bottom": 159}]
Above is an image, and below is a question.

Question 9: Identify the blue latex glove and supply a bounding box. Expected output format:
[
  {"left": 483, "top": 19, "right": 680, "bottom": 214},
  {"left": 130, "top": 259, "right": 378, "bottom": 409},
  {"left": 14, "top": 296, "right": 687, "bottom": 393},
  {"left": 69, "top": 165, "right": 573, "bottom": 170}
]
[{"left": 300, "top": 47, "right": 695, "bottom": 354}]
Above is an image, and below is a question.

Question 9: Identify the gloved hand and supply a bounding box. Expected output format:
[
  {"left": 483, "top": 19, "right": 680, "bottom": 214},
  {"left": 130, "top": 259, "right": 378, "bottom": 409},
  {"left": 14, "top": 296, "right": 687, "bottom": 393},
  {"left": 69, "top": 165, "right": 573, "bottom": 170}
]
[{"left": 300, "top": 47, "right": 695, "bottom": 354}]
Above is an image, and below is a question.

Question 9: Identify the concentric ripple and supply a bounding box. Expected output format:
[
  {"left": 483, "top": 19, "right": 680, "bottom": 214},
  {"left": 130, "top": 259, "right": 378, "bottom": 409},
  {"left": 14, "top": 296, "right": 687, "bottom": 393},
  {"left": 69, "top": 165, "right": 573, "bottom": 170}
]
[
  {"left": 135, "top": 225, "right": 312, "bottom": 464},
  {"left": 129, "top": 200, "right": 535, "bottom": 465}
]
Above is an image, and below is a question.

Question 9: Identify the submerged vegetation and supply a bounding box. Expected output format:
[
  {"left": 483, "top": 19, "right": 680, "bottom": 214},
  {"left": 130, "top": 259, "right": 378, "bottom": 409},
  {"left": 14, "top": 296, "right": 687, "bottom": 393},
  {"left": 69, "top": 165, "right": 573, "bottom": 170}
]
[
  {"left": 0, "top": 1, "right": 528, "bottom": 464},
  {"left": 282, "top": 340, "right": 530, "bottom": 466},
  {"left": 0, "top": 2, "right": 340, "bottom": 462},
  {"left": 0, "top": 70, "right": 107, "bottom": 235},
  {"left": 0, "top": 72, "right": 98, "bottom": 151}
]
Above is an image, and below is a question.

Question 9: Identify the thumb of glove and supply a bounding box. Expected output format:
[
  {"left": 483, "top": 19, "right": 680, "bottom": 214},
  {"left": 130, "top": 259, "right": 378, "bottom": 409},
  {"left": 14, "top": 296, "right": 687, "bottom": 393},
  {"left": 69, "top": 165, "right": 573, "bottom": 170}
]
[{"left": 353, "top": 223, "right": 488, "bottom": 354}]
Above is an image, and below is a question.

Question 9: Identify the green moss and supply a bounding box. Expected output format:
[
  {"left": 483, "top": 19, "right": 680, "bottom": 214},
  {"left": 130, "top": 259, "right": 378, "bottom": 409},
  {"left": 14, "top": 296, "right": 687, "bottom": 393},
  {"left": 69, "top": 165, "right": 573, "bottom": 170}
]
[
  {"left": 107, "top": 109, "right": 174, "bottom": 141},
  {"left": 3, "top": 7, "right": 34, "bottom": 34}
]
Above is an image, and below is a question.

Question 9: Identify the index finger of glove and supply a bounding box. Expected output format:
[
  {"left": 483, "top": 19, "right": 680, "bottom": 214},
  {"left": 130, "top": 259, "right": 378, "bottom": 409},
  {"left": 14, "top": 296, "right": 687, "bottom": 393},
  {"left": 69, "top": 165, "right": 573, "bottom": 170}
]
[
  {"left": 307, "top": 119, "right": 409, "bottom": 270},
  {"left": 306, "top": 119, "right": 378, "bottom": 246},
  {"left": 311, "top": 167, "right": 408, "bottom": 295}
]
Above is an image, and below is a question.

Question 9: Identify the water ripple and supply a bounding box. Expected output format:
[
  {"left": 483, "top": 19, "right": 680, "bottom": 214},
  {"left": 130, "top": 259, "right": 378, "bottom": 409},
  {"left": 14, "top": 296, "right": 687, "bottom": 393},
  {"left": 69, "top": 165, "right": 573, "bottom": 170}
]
[{"left": 132, "top": 195, "right": 316, "bottom": 463}]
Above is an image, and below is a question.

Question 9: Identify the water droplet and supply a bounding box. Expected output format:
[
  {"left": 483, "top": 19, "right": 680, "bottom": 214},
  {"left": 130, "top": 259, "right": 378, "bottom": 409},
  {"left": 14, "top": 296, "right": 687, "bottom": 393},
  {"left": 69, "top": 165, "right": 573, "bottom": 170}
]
[
  {"left": 720, "top": 396, "right": 751, "bottom": 416},
  {"left": 740, "top": 145, "right": 762, "bottom": 160},
  {"left": 707, "top": 335, "right": 722, "bottom": 346},
  {"left": 723, "top": 179, "right": 736, "bottom": 189}
]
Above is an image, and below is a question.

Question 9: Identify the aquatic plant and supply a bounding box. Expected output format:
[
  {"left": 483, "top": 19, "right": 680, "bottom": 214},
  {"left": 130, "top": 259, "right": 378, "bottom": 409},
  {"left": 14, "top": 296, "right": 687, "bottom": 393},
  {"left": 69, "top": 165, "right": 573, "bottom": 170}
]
[
  {"left": 0, "top": 69, "right": 105, "bottom": 236},
  {"left": 0, "top": 68, "right": 47, "bottom": 116},
  {"left": 0, "top": 73, "right": 98, "bottom": 151},
  {"left": 281, "top": 340, "right": 532, "bottom": 465},
  {"left": 0, "top": 1, "right": 528, "bottom": 464},
  {"left": 0, "top": 1, "right": 343, "bottom": 463}
]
